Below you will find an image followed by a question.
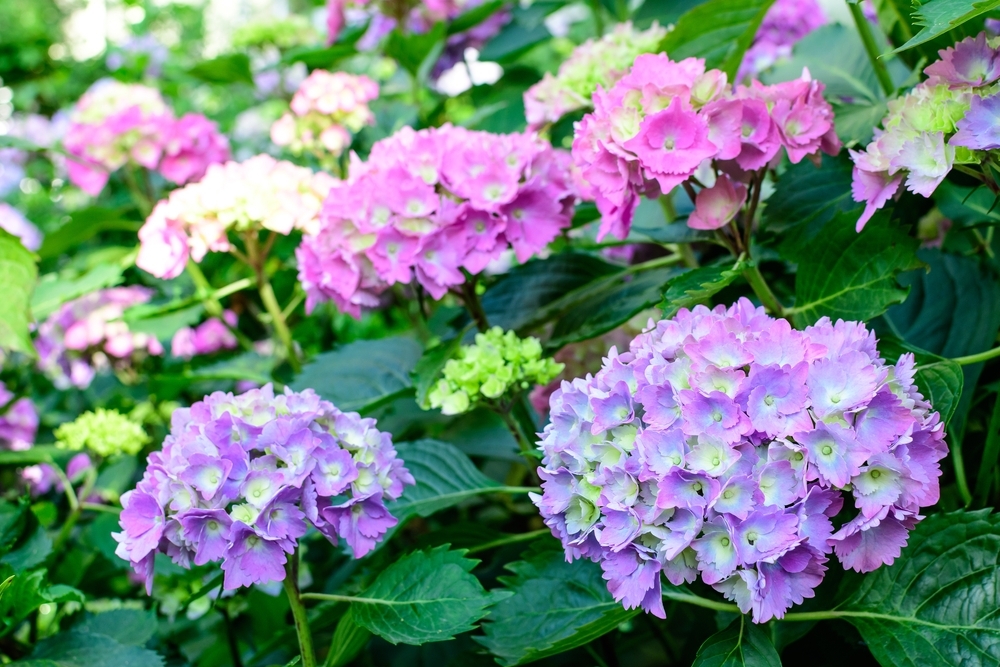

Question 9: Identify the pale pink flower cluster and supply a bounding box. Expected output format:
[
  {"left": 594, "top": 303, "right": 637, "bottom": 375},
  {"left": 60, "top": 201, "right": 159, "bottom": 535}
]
[
  {"left": 573, "top": 54, "right": 840, "bottom": 240},
  {"left": 36, "top": 287, "right": 164, "bottom": 389},
  {"left": 64, "top": 79, "right": 230, "bottom": 196},
  {"left": 136, "top": 155, "right": 336, "bottom": 279},
  {"left": 271, "top": 70, "right": 379, "bottom": 158},
  {"left": 171, "top": 311, "right": 239, "bottom": 359},
  {"left": 297, "top": 125, "right": 578, "bottom": 317}
]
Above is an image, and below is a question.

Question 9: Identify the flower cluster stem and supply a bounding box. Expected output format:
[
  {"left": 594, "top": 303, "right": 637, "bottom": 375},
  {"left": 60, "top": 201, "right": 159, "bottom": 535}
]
[
  {"left": 284, "top": 555, "right": 317, "bottom": 667},
  {"left": 742, "top": 263, "right": 785, "bottom": 318},
  {"left": 848, "top": 1, "right": 894, "bottom": 98},
  {"left": 952, "top": 345, "right": 1000, "bottom": 366},
  {"left": 260, "top": 276, "right": 301, "bottom": 373}
]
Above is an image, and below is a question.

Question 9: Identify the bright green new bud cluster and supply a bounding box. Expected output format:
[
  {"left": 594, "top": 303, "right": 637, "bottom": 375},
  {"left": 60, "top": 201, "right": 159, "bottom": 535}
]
[
  {"left": 231, "top": 15, "right": 317, "bottom": 50},
  {"left": 55, "top": 408, "right": 150, "bottom": 457},
  {"left": 428, "top": 327, "right": 564, "bottom": 415}
]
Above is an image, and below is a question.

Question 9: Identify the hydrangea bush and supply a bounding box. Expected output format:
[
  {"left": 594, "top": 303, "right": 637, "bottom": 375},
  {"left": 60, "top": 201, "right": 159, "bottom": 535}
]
[{"left": 2, "top": 2, "right": 999, "bottom": 666}]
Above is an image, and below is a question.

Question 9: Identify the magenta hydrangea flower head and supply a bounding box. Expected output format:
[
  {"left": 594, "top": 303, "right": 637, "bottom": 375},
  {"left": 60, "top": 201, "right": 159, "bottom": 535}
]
[
  {"left": 271, "top": 70, "right": 379, "bottom": 161},
  {"left": 63, "top": 79, "right": 229, "bottom": 196},
  {"left": 136, "top": 155, "right": 336, "bottom": 280},
  {"left": 572, "top": 54, "right": 840, "bottom": 240},
  {"left": 114, "top": 384, "right": 413, "bottom": 593},
  {"left": 738, "top": 0, "right": 827, "bottom": 81},
  {"left": 0, "top": 380, "right": 38, "bottom": 451},
  {"left": 0, "top": 203, "right": 43, "bottom": 251},
  {"left": 171, "top": 311, "right": 239, "bottom": 359},
  {"left": 925, "top": 32, "right": 1000, "bottom": 88},
  {"left": 296, "top": 124, "right": 578, "bottom": 317},
  {"left": 532, "top": 298, "right": 947, "bottom": 623},
  {"left": 36, "top": 287, "right": 164, "bottom": 389}
]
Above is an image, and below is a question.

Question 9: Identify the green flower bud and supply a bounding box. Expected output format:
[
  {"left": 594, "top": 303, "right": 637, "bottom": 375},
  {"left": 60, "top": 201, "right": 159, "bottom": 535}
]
[{"left": 55, "top": 408, "right": 150, "bottom": 458}]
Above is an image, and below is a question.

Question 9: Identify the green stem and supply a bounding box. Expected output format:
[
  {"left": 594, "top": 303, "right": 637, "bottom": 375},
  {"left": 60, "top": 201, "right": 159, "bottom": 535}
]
[
  {"left": 662, "top": 589, "right": 740, "bottom": 613},
  {"left": 459, "top": 275, "right": 490, "bottom": 333},
  {"left": 975, "top": 393, "right": 1000, "bottom": 504},
  {"left": 186, "top": 262, "right": 255, "bottom": 351},
  {"left": 952, "top": 345, "right": 1000, "bottom": 366},
  {"left": 742, "top": 263, "right": 785, "bottom": 318},
  {"left": 284, "top": 554, "right": 317, "bottom": 667},
  {"left": 80, "top": 502, "right": 120, "bottom": 514},
  {"left": 260, "top": 276, "right": 301, "bottom": 373},
  {"left": 848, "top": 1, "right": 894, "bottom": 98},
  {"left": 951, "top": 435, "right": 974, "bottom": 507}
]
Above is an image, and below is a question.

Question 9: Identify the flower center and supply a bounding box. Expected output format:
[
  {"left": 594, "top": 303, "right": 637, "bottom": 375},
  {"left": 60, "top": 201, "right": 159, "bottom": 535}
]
[
  {"left": 870, "top": 469, "right": 882, "bottom": 479},
  {"left": 745, "top": 531, "right": 758, "bottom": 545},
  {"left": 821, "top": 445, "right": 833, "bottom": 456},
  {"left": 764, "top": 395, "right": 775, "bottom": 406},
  {"left": 664, "top": 135, "right": 676, "bottom": 150},
  {"left": 721, "top": 537, "right": 731, "bottom": 547},
  {"left": 711, "top": 411, "right": 723, "bottom": 423}
]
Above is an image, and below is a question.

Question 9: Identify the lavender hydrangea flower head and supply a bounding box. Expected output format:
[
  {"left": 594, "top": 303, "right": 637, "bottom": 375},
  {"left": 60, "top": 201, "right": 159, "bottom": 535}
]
[
  {"left": 114, "top": 384, "right": 413, "bottom": 593},
  {"left": 0, "top": 203, "right": 43, "bottom": 251},
  {"left": 532, "top": 299, "right": 947, "bottom": 623},
  {"left": 36, "top": 287, "right": 164, "bottom": 389},
  {"left": 0, "top": 380, "right": 38, "bottom": 451}
]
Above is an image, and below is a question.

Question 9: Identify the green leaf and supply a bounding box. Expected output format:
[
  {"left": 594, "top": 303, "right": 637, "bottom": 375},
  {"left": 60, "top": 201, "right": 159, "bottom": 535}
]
[
  {"left": 125, "top": 302, "right": 204, "bottom": 341},
  {"left": 22, "top": 628, "right": 165, "bottom": 667},
  {"left": 892, "top": 0, "right": 1000, "bottom": 54},
  {"left": 0, "top": 445, "right": 58, "bottom": 466},
  {"left": 548, "top": 266, "right": 683, "bottom": 348},
  {"left": 75, "top": 609, "right": 158, "bottom": 646},
  {"left": 933, "top": 180, "right": 1000, "bottom": 227},
  {"left": 784, "top": 209, "right": 921, "bottom": 327},
  {"left": 660, "top": 0, "right": 777, "bottom": 80},
  {"left": 0, "top": 567, "right": 46, "bottom": 633},
  {"left": 447, "top": 0, "right": 505, "bottom": 35},
  {"left": 280, "top": 44, "right": 356, "bottom": 69},
  {"left": 0, "top": 228, "right": 37, "bottom": 356},
  {"left": 412, "top": 333, "right": 468, "bottom": 409},
  {"left": 293, "top": 336, "right": 422, "bottom": 412},
  {"left": 840, "top": 509, "right": 1000, "bottom": 667},
  {"left": 387, "top": 440, "right": 501, "bottom": 526},
  {"left": 325, "top": 608, "right": 371, "bottom": 667},
  {"left": 481, "top": 253, "right": 620, "bottom": 333},
  {"left": 351, "top": 546, "right": 505, "bottom": 645},
  {"left": 385, "top": 23, "right": 447, "bottom": 80},
  {"left": 173, "top": 352, "right": 274, "bottom": 385},
  {"left": 660, "top": 259, "right": 746, "bottom": 318},
  {"left": 0, "top": 574, "right": 13, "bottom": 603},
  {"left": 32, "top": 264, "right": 126, "bottom": 320},
  {"left": 476, "top": 545, "right": 637, "bottom": 666},
  {"left": 692, "top": 616, "right": 782, "bottom": 667},
  {"left": 187, "top": 53, "right": 253, "bottom": 84},
  {"left": 761, "top": 153, "right": 856, "bottom": 247},
  {"left": 876, "top": 336, "right": 964, "bottom": 426},
  {"left": 37, "top": 208, "right": 140, "bottom": 260},
  {"left": 633, "top": 0, "right": 707, "bottom": 27},
  {"left": 479, "top": 3, "right": 553, "bottom": 63}
]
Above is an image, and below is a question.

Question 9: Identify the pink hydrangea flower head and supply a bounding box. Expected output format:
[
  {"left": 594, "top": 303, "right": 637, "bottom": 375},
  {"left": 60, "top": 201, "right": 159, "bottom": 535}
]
[
  {"left": 297, "top": 124, "right": 578, "bottom": 316},
  {"left": 573, "top": 55, "right": 839, "bottom": 240},
  {"left": 36, "top": 287, "right": 163, "bottom": 389},
  {"left": 159, "top": 114, "right": 230, "bottom": 185},
  {"left": 533, "top": 299, "right": 947, "bottom": 623},
  {"left": 137, "top": 155, "right": 336, "bottom": 278},
  {"left": 64, "top": 80, "right": 173, "bottom": 195},
  {"left": 114, "top": 384, "right": 413, "bottom": 592},
  {"left": 274, "top": 70, "right": 379, "bottom": 160},
  {"left": 171, "top": 311, "right": 239, "bottom": 359}
]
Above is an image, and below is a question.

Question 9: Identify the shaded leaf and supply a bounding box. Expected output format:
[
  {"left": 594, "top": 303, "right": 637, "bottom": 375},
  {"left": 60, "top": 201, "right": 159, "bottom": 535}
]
[
  {"left": 841, "top": 509, "right": 1000, "bottom": 667},
  {"left": 784, "top": 209, "right": 921, "bottom": 327},
  {"left": 326, "top": 608, "right": 371, "bottom": 667},
  {"left": 660, "top": 259, "right": 746, "bottom": 318},
  {"left": 385, "top": 23, "right": 446, "bottom": 80},
  {"left": 352, "top": 546, "right": 505, "bottom": 645},
  {"left": 477, "top": 544, "right": 637, "bottom": 666},
  {"left": 23, "top": 628, "right": 164, "bottom": 667},
  {"left": 75, "top": 609, "right": 157, "bottom": 646},
  {"left": 387, "top": 440, "right": 501, "bottom": 526},
  {"left": 37, "top": 208, "right": 139, "bottom": 260},
  {"left": 293, "top": 336, "right": 422, "bottom": 412},
  {"left": 0, "top": 228, "right": 37, "bottom": 356},
  {"left": 761, "top": 153, "right": 856, "bottom": 247},
  {"left": 660, "top": 0, "right": 777, "bottom": 80},
  {"left": 32, "top": 264, "right": 125, "bottom": 320},
  {"left": 933, "top": 180, "right": 1000, "bottom": 227},
  {"left": 692, "top": 616, "right": 781, "bottom": 667}
]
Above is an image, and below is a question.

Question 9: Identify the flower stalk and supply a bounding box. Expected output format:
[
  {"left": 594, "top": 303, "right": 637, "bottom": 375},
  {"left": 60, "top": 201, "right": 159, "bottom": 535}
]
[{"left": 284, "top": 553, "right": 317, "bottom": 667}]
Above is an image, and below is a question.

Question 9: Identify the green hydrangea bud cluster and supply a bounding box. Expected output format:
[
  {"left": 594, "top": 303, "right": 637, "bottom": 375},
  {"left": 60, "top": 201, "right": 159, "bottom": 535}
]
[
  {"left": 55, "top": 408, "right": 149, "bottom": 458},
  {"left": 523, "top": 21, "right": 667, "bottom": 129},
  {"left": 231, "top": 15, "right": 318, "bottom": 50},
  {"left": 428, "top": 327, "right": 564, "bottom": 415}
]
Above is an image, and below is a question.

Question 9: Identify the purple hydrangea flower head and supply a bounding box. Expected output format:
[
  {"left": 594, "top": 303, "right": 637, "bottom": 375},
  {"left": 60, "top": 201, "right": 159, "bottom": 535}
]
[
  {"left": 532, "top": 299, "right": 947, "bottom": 623},
  {"left": 171, "top": 311, "right": 239, "bottom": 359},
  {"left": 738, "top": 0, "right": 828, "bottom": 81},
  {"left": 115, "top": 384, "right": 413, "bottom": 592},
  {"left": 924, "top": 32, "right": 1000, "bottom": 88},
  {"left": 297, "top": 125, "right": 579, "bottom": 316},
  {"left": 0, "top": 203, "right": 43, "bottom": 251},
  {"left": 951, "top": 92, "right": 1000, "bottom": 150},
  {"left": 36, "top": 287, "right": 164, "bottom": 389},
  {"left": 572, "top": 54, "right": 840, "bottom": 240},
  {"left": 0, "top": 380, "right": 38, "bottom": 451}
]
